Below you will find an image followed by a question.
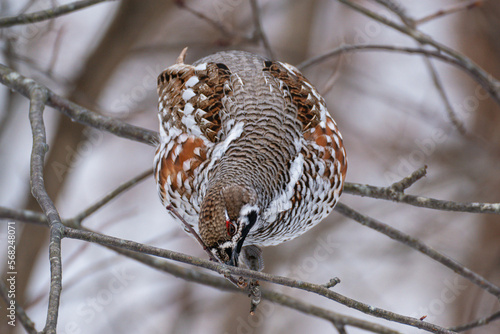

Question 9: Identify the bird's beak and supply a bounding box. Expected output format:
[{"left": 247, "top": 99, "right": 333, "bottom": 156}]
[
  {"left": 228, "top": 249, "right": 239, "bottom": 267},
  {"left": 228, "top": 221, "right": 253, "bottom": 267}
]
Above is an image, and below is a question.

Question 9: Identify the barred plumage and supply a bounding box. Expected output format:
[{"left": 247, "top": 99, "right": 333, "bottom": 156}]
[{"left": 154, "top": 49, "right": 347, "bottom": 267}]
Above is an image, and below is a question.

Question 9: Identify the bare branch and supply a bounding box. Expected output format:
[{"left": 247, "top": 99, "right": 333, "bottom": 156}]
[
  {"left": 0, "top": 64, "right": 158, "bottom": 146},
  {"left": 372, "top": 0, "right": 467, "bottom": 134},
  {"left": 422, "top": 54, "right": 467, "bottom": 135},
  {"left": 101, "top": 234, "right": 403, "bottom": 334},
  {"left": 416, "top": 0, "right": 483, "bottom": 26},
  {"left": 28, "top": 85, "right": 63, "bottom": 333},
  {"left": 0, "top": 207, "right": 47, "bottom": 225},
  {"left": 336, "top": 0, "right": 500, "bottom": 105},
  {"left": 62, "top": 227, "right": 456, "bottom": 334},
  {"left": 344, "top": 182, "right": 500, "bottom": 214},
  {"left": 449, "top": 310, "right": 500, "bottom": 332},
  {"left": 174, "top": 0, "right": 237, "bottom": 39},
  {"left": 249, "top": 0, "right": 275, "bottom": 59},
  {"left": 65, "top": 168, "right": 153, "bottom": 228},
  {"left": 389, "top": 165, "right": 427, "bottom": 192},
  {"left": 0, "top": 0, "right": 113, "bottom": 28},
  {"left": 334, "top": 202, "right": 500, "bottom": 298}
]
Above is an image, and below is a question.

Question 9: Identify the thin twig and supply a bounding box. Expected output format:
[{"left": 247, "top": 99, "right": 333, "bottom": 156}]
[
  {"left": 174, "top": 0, "right": 237, "bottom": 39},
  {"left": 336, "top": 0, "right": 500, "bottom": 105},
  {"left": 65, "top": 168, "right": 153, "bottom": 227},
  {"left": 0, "top": 64, "right": 158, "bottom": 146},
  {"left": 416, "top": 0, "right": 483, "bottom": 26},
  {"left": 0, "top": 207, "right": 47, "bottom": 225},
  {"left": 28, "top": 86, "right": 63, "bottom": 334},
  {"left": 343, "top": 182, "right": 500, "bottom": 214},
  {"left": 0, "top": 0, "right": 113, "bottom": 28},
  {"left": 334, "top": 202, "right": 500, "bottom": 298},
  {"left": 373, "top": 0, "right": 414, "bottom": 27},
  {"left": 421, "top": 52, "right": 467, "bottom": 135},
  {"left": 389, "top": 165, "right": 427, "bottom": 193},
  {"left": 249, "top": 0, "right": 275, "bottom": 59},
  {"left": 373, "top": 0, "right": 467, "bottom": 135},
  {"left": 449, "top": 310, "right": 500, "bottom": 332}
]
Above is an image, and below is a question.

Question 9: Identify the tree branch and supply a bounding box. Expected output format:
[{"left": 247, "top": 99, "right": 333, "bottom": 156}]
[
  {"left": 249, "top": 0, "right": 275, "bottom": 59},
  {"left": 100, "top": 234, "right": 404, "bottom": 334},
  {"left": 343, "top": 182, "right": 500, "bottom": 214},
  {"left": 373, "top": 0, "right": 467, "bottom": 134},
  {"left": 0, "top": 207, "right": 47, "bottom": 225},
  {"left": 27, "top": 85, "right": 63, "bottom": 334},
  {"left": 65, "top": 168, "right": 153, "bottom": 228},
  {"left": 0, "top": 0, "right": 113, "bottom": 28},
  {"left": 0, "top": 64, "right": 158, "bottom": 146},
  {"left": 62, "top": 227, "right": 456, "bottom": 334},
  {"left": 334, "top": 202, "right": 500, "bottom": 298},
  {"left": 415, "top": 0, "right": 483, "bottom": 26},
  {"left": 449, "top": 310, "right": 500, "bottom": 332},
  {"left": 336, "top": 0, "right": 500, "bottom": 105}
]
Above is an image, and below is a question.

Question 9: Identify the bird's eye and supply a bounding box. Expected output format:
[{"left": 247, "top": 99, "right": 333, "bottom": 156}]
[{"left": 226, "top": 220, "right": 236, "bottom": 237}]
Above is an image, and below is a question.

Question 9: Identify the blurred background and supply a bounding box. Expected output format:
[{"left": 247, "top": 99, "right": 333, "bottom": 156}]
[{"left": 0, "top": 0, "right": 499, "bottom": 333}]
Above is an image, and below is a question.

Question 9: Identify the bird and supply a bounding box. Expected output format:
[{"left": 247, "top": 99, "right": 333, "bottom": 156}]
[{"left": 154, "top": 49, "right": 347, "bottom": 270}]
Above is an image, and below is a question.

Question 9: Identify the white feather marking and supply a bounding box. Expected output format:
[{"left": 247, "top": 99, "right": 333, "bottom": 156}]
[
  {"left": 212, "top": 121, "right": 244, "bottom": 160},
  {"left": 193, "top": 147, "right": 201, "bottom": 156},
  {"left": 185, "top": 76, "right": 199, "bottom": 88},
  {"left": 202, "top": 122, "right": 245, "bottom": 176},
  {"left": 234, "top": 73, "right": 244, "bottom": 86},
  {"left": 194, "top": 63, "right": 207, "bottom": 71},
  {"left": 183, "top": 159, "right": 192, "bottom": 171},
  {"left": 318, "top": 103, "right": 327, "bottom": 123},
  {"left": 176, "top": 172, "right": 183, "bottom": 187},
  {"left": 184, "top": 103, "right": 194, "bottom": 115},
  {"left": 264, "top": 153, "right": 304, "bottom": 216},
  {"left": 279, "top": 62, "right": 299, "bottom": 76},
  {"left": 173, "top": 145, "right": 182, "bottom": 159},
  {"left": 332, "top": 133, "right": 341, "bottom": 149},
  {"left": 239, "top": 204, "right": 259, "bottom": 218},
  {"left": 182, "top": 88, "right": 196, "bottom": 101},
  {"left": 158, "top": 116, "right": 168, "bottom": 142},
  {"left": 195, "top": 108, "right": 206, "bottom": 116},
  {"left": 327, "top": 119, "right": 337, "bottom": 131},
  {"left": 178, "top": 133, "right": 188, "bottom": 143},
  {"left": 181, "top": 115, "right": 197, "bottom": 129}
]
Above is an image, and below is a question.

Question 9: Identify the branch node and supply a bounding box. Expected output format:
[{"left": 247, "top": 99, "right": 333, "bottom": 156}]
[
  {"left": 389, "top": 166, "right": 427, "bottom": 193},
  {"left": 323, "top": 277, "right": 341, "bottom": 289}
]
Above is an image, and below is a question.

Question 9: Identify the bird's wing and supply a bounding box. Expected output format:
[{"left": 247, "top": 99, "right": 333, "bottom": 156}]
[{"left": 154, "top": 58, "right": 232, "bottom": 222}]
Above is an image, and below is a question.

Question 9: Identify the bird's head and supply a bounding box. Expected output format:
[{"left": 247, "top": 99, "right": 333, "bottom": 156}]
[{"left": 199, "top": 184, "right": 259, "bottom": 266}]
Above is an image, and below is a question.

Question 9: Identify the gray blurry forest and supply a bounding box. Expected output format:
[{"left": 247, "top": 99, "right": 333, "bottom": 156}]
[{"left": 0, "top": 0, "right": 499, "bottom": 333}]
